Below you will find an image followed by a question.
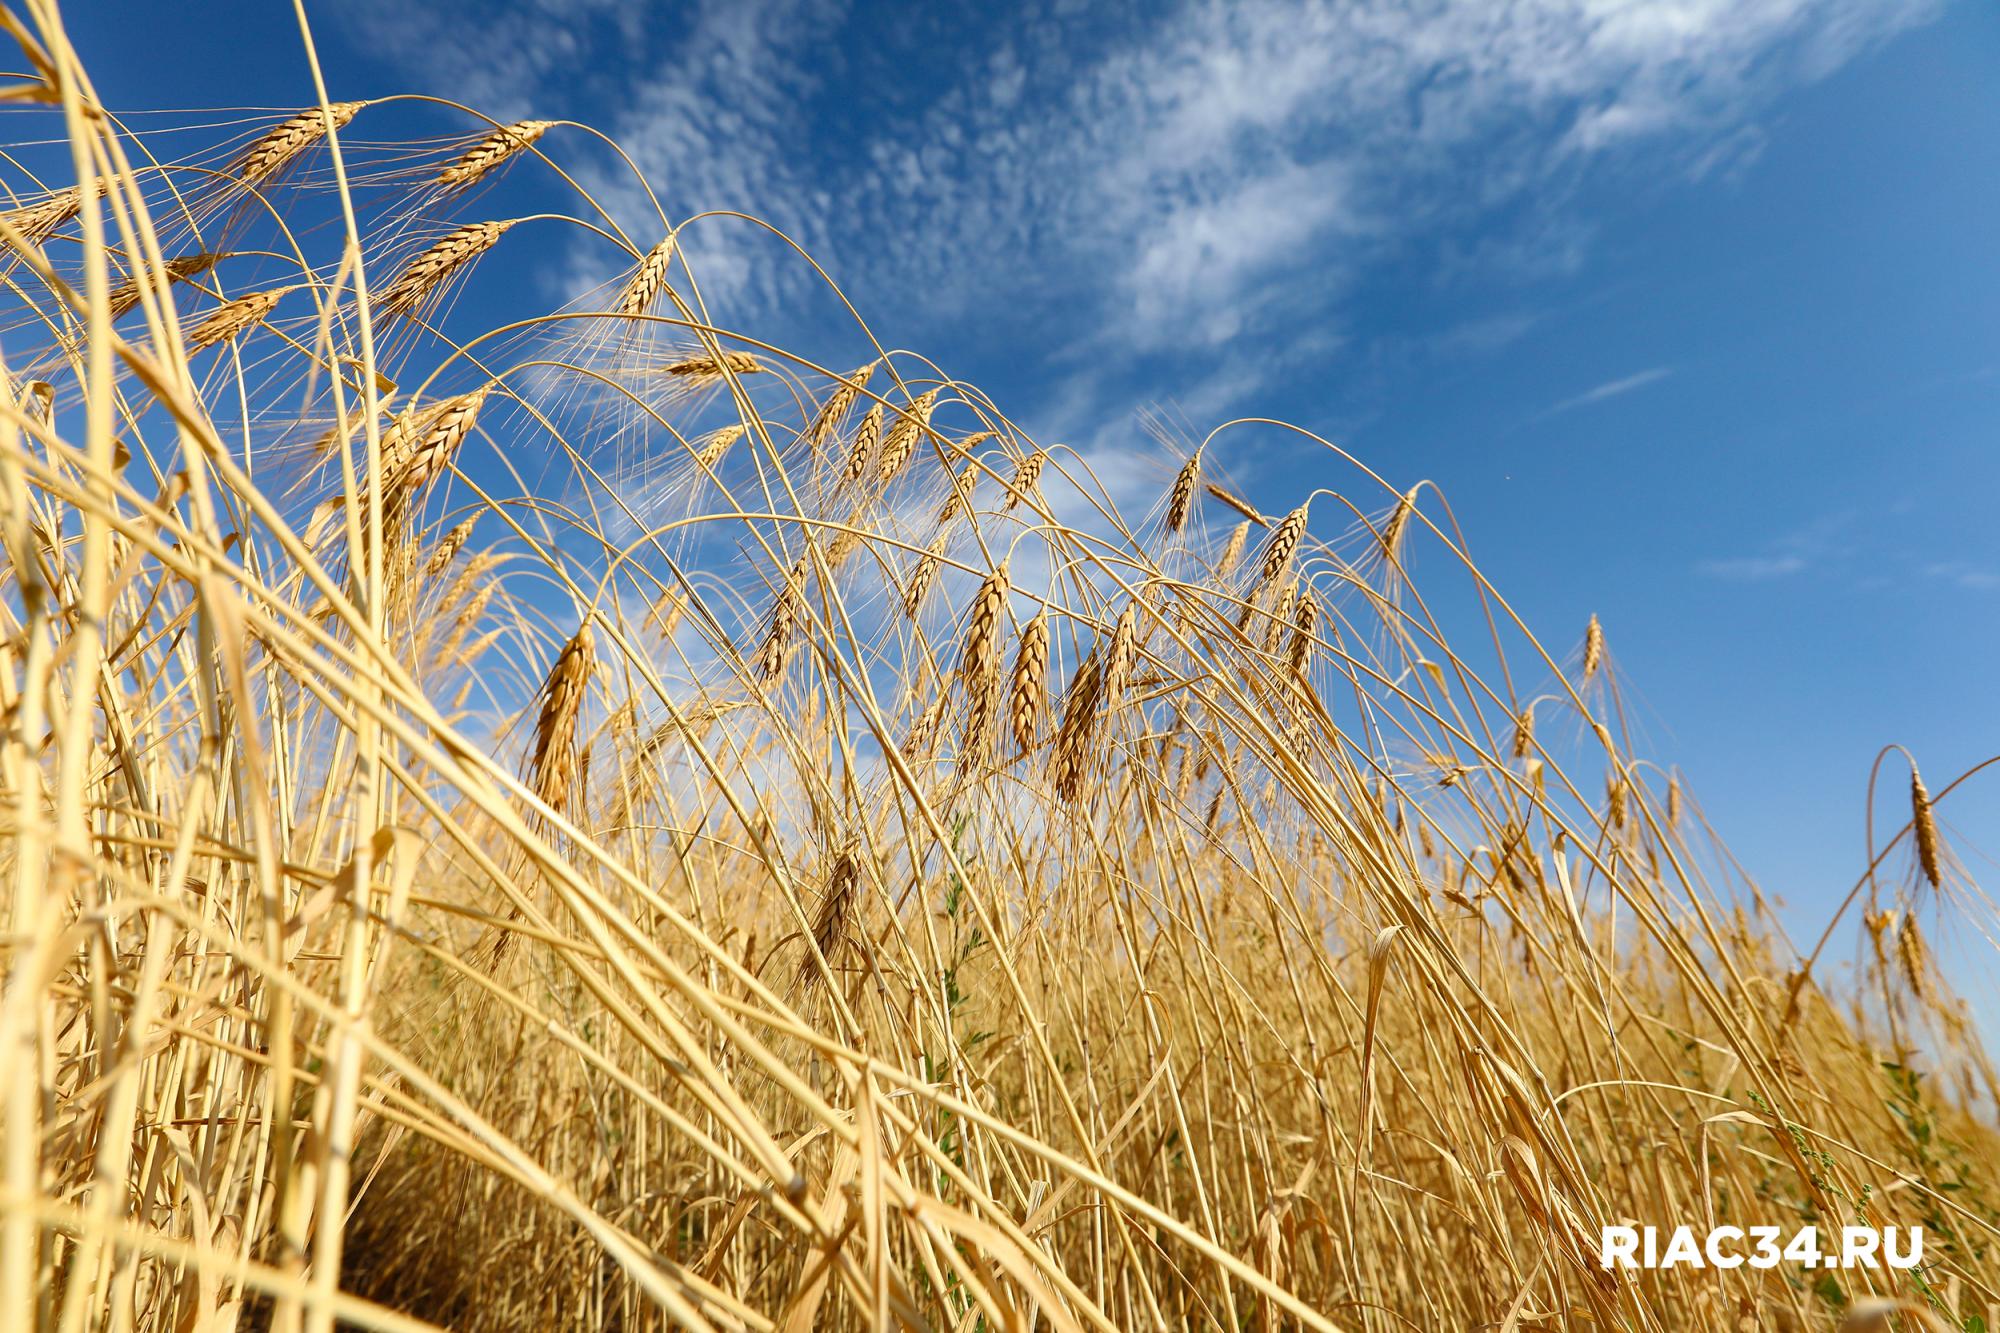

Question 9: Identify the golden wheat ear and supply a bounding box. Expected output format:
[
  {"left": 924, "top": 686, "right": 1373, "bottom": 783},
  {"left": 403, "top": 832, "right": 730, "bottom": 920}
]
[
  {"left": 1911, "top": 763, "right": 1943, "bottom": 889},
  {"left": 233, "top": 101, "right": 365, "bottom": 186},
  {"left": 1009, "top": 610, "right": 1049, "bottom": 756},
  {"left": 1165, "top": 451, "right": 1202, "bottom": 533},
  {"left": 437, "top": 119, "right": 555, "bottom": 192},
  {"left": 528, "top": 621, "right": 595, "bottom": 819},
  {"left": 617, "top": 234, "right": 677, "bottom": 317},
  {"left": 957, "top": 560, "right": 1009, "bottom": 754},
  {"left": 375, "top": 219, "right": 517, "bottom": 322}
]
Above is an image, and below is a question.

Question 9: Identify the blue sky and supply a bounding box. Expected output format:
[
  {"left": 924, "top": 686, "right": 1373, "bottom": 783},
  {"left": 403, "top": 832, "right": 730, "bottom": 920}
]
[{"left": 73, "top": 0, "right": 2000, "bottom": 939}]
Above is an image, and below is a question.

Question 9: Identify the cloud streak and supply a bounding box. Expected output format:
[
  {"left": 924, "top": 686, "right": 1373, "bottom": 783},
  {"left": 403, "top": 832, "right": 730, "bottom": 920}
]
[
  {"left": 1696, "top": 554, "right": 1809, "bottom": 581},
  {"left": 1547, "top": 366, "right": 1675, "bottom": 416}
]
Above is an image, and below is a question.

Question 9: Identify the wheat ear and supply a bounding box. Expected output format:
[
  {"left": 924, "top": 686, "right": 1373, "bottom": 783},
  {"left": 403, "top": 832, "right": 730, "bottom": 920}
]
[{"left": 439, "top": 119, "right": 554, "bottom": 191}]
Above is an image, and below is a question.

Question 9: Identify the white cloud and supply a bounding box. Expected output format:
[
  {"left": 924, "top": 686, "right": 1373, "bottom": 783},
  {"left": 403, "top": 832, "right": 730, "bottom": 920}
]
[
  {"left": 1548, "top": 366, "right": 1674, "bottom": 415},
  {"left": 1696, "top": 554, "right": 1809, "bottom": 580},
  {"left": 1925, "top": 561, "right": 2000, "bottom": 591},
  {"left": 339, "top": 0, "right": 1941, "bottom": 417}
]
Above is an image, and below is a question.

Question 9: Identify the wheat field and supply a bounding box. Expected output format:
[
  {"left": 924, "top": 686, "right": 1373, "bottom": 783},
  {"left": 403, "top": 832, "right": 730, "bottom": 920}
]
[{"left": 0, "top": 4, "right": 1996, "bottom": 1331}]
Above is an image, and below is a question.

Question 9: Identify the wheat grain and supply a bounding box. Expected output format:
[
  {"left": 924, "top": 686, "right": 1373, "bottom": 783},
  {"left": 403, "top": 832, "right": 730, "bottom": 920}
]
[
  {"left": 903, "top": 533, "right": 947, "bottom": 616},
  {"left": 1010, "top": 610, "right": 1048, "bottom": 756},
  {"left": 1002, "top": 450, "right": 1045, "bottom": 512},
  {"left": 234, "top": 101, "right": 364, "bottom": 185},
  {"left": 877, "top": 388, "right": 941, "bottom": 485},
  {"left": 1, "top": 184, "right": 80, "bottom": 249},
  {"left": 1102, "top": 603, "right": 1139, "bottom": 715},
  {"left": 376, "top": 220, "right": 515, "bottom": 322},
  {"left": 438, "top": 119, "right": 554, "bottom": 190},
  {"left": 1512, "top": 707, "right": 1534, "bottom": 760},
  {"left": 1258, "top": 505, "right": 1307, "bottom": 589},
  {"left": 936, "top": 460, "right": 978, "bottom": 526},
  {"left": 108, "top": 252, "right": 223, "bottom": 318},
  {"left": 529, "top": 621, "right": 595, "bottom": 817},
  {"left": 1265, "top": 581, "right": 1295, "bottom": 655},
  {"left": 185, "top": 286, "right": 291, "bottom": 352},
  {"left": 1583, "top": 614, "right": 1605, "bottom": 680},
  {"left": 801, "top": 842, "right": 860, "bottom": 990},
  {"left": 1206, "top": 482, "right": 1265, "bottom": 525},
  {"left": 755, "top": 559, "right": 807, "bottom": 692},
  {"left": 1381, "top": 484, "right": 1420, "bottom": 561},
  {"left": 619, "top": 235, "right": 677, "bottom": 317},
  {"left": 1050, "top": 650, "right": 1104, "bottom": 805},
  {"left": 1911, "top": 765, "right": 1942, "bottom": 889},
  {"left": 1216, "top": 520, "right": 1250, "bottom": 578},
  {"left": 1896, "top": 912, "right": 1931, "bottom": 1000},
  {"left": 1287, "top": 592, "right": 1316, "bottom": 679},
  {"left": 385, "top": 386, "right": 488, "bottom": 512},
  {"left": 845, "top": 403, "right": 884, "bottom": 483},
  {"left": 959, "top": 560, "right": 1008, "bottom": 750},
  {"left": 422, "top": 516, "right": 478, "bottom": 580},
  {"left": 648, "top": 586, "right": 687, "bottom": 638},
  {"left": 662, "top": 348, "right": 765, "bottom": 384},
  {"left": 694, "top": 424, "right": 745, "bottom": 473},
  {"left": 804, "top": 362, "right": 875, "bottom": 452},
  {"left": 1166, "top": 453, "right": 1201, "bottom": 534}
]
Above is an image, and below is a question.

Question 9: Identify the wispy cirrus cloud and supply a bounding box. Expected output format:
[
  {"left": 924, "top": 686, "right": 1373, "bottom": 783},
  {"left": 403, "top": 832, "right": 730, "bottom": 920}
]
[
  {"left": 1924, "top": 561, "right": 2000, "bottom": 591},
  {"left": 1547, "top": 366, "right": 1675, "bottom": 416},
  {"left": 1696, "top": 554, "right": 1809, "bottom": 581},
  {"left": 336, "top": 0, "right": 1943, "bottom": 427}
]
